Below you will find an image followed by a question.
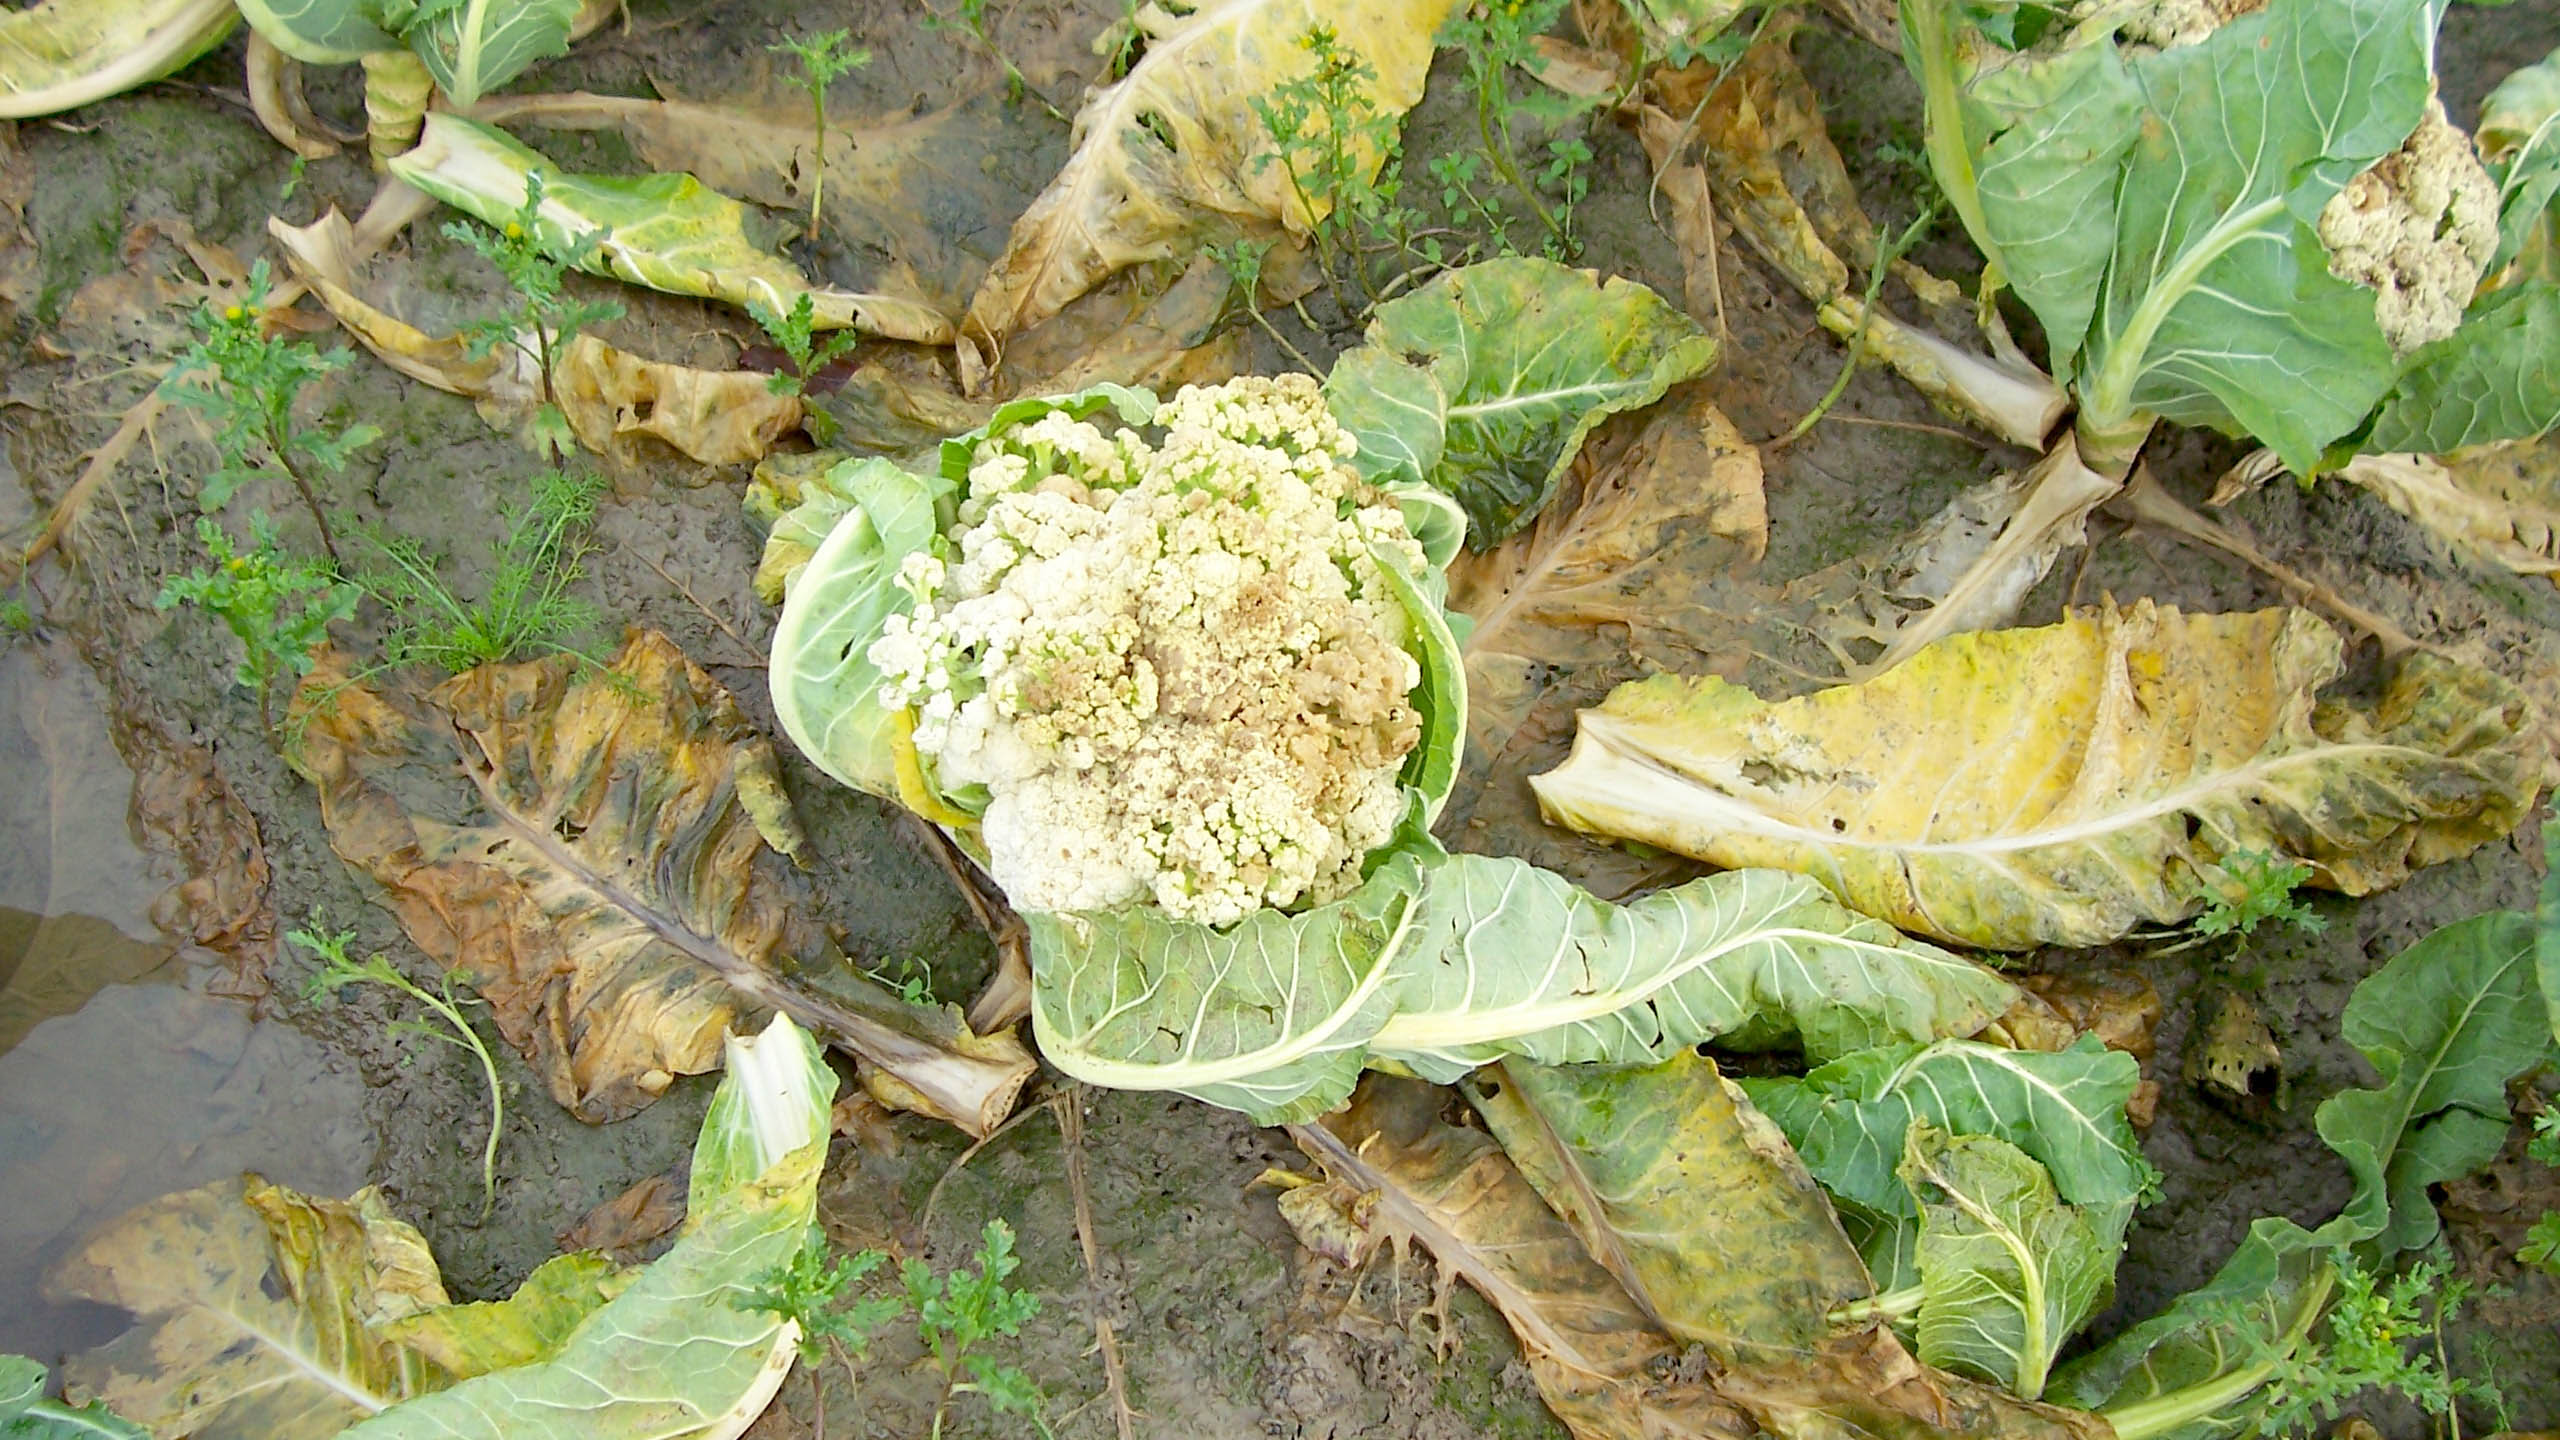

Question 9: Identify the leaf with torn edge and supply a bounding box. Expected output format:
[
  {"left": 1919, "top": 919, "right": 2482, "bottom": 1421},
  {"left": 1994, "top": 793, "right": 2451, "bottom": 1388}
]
[
  {"left": 389, "top": 114, "right": 953, "bottom": 344},
  {"left": 339, "top": 1015, "right": 834, "bottom": 1440},
  {"left": 48, "top": 1177, "right": 449, "bottom": 1440},
  {"left": 1455, "top": 1056, "right": 2115, "bottom": 1440},
  {"left": 0, "top": 0, "right": 237, "bottom": 119},
  {"left": 1900, "top": 1124, "right": 2127, "bottom": 1401},
  {"left": 2325, "top": 441, "right": 2560, "bottom": 585},
  {"left": 1324, "top": 257, "right": 1717, "bottom": 544},
  {"left": 270, "top": 209, "right": 803, "bottom": 465},
  {"left": 284, "top": 630, "right": 1033, "bottom": 1134},
  {"left": 963, "top": 0, "right": 1456, "bottom": 356},
  {"left": 379, "top": 1253, "right": 631, "bottom": 1378},
  {"left": 1533, "top": 601, "right": 2546, "bottom": 950}
]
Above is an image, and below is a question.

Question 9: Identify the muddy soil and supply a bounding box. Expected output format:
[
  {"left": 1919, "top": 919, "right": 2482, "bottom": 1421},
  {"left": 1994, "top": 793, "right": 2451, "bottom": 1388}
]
[{"left": 1, "top": 0, "right": 2557, "bottom": 1437}]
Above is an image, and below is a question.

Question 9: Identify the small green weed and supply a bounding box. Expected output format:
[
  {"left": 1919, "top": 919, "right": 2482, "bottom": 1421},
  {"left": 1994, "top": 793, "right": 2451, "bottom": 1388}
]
[
  {"left": 2192, "top": 849, "right": 2327, "bottom": 942},
  {"left": 0, "top": 594, "right": 34, "bottom": 638},
  {"left": 447, "top": 175, "right": 626, "bottom": 456},
  {"left": 291, "top": 914, "right": 506, "bottom": 1219},
  {"left": 2251, "top": 1251, "right": 2496, "bottom": 1438},
  {"left": 1438, "top": 0, "right": 1605, "bottom": 259},
  {"left": 163, "top": 259, "right": 379, "bottom": 560},
  {"left": 157, "top": 513, "right": 359, "bottom": 728},
  {"left": 768, "top": 28, "right": 872, "bottom": 244},
  {"left": 1205, "top": 238, "right": 1320, "bottom": 373},
  {"left": 860, "top": 955, "right": 939, "bottom": 1008},
  {"left": 743, "top": 1220, "right": 1050, "bottom": 1440},
  {"left": 921, "top": 0, "right": 1054, "bottom": 115},
  {"left": 748, "top": 291, "right": 860, "bottom": 440},
  {"left": 1254, "top": 22, "right": 1417, "bottom": 302},
  {"left": 360, "top": 468, "right": 607, "bottom": 674},
  {"left": 2522, "top": 1110, "right": 2560, "bottom": 1278}
]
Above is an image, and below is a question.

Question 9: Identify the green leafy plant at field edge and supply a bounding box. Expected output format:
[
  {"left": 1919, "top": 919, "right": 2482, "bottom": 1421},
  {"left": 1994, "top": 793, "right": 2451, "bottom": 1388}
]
[
  {"left": 2521, "top": 1110, "right": 2560, "bottom": 1278},
  {"left": 163, "top": 259, "right": 380, "bottom": 561},
  {"left": 748, "top": 291, "right": 860, "bottom": 442},
  {"left": 290, "top": 914, "right": 505, "bottom": 1220},
  {"left": 767, "top": 28, "right": 872, "bottom": 245},
  {"left": 743, "top": 1220, "right": 1050, "bottom": 1440},
  {"left": 2248, "top": 1251, "right": 2496, "bottom": 1439},
  {"left": 447, "top": 174, "right": 626, "bottom": 458},
  {"left": 359, "top": 467, "right": 609, "bottom": 675},
  {"left": 156, "top": 513, "right": 359, "bottom": 730},
  {"left": 2193, "top": 849, "right": 2328, "bottom": 942}
]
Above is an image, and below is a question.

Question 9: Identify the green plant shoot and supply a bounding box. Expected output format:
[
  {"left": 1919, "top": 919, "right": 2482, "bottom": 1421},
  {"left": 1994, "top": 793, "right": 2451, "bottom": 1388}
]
[
  {"left": 768, "top": 28, "right": 871, "bottom": 244},
  {"left": 157, "top": 513, "right": 359, "bottom": 730},
  {"left": 748, "top": 292, "right": 860, "bottom": 441},
  {"left": 906, "top": 1220, "right": 1048, "bottom": 1440},
  {"left": 361, "top": 468, "right": 607, "bottom": 674},
  {"left": 290, "top": 915, "right": 506, "bottom": 1219},
  {"left": 447, "top": 173, "right": 626, "bottom": 456},
  {"left": 163, "top": 259, "right": 380, "bottom": 561},
  {"left": 2193, "top": 850, "right": 2328, "bottom": 942}
]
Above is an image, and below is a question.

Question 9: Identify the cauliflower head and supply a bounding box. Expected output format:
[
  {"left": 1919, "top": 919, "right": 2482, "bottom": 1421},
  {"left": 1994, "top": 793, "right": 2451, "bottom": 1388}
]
[
  {"left": 2317, "top": 96, "right": 2499, "bottom": 355},
  {"left": 872, "top": 375, "right": 1431, "bottom": 927}
]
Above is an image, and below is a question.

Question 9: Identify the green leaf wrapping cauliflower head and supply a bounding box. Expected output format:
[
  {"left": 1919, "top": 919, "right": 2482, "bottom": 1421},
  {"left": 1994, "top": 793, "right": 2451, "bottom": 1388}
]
[{"left": 868, "top": 377, "right": 1431, "bottom": 926}]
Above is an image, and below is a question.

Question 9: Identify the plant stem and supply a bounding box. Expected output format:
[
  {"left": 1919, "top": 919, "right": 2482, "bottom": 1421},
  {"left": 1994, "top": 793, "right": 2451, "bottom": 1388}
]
[
  {"left": 1477, "top": 88, "right": 1562, "bottom": 243},
  {"left": 1829, "top": 1285, "right": 1925, "bottom": 1326},
  {"left": 268, "top": 438, "right": 342, "bottom": 566},
  {"left": 808, "top": 90, "right": 828, "bottom": 245}
]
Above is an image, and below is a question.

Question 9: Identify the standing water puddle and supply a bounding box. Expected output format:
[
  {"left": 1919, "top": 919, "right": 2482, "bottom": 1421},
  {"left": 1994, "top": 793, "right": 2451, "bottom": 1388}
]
[{"left": 0, "top": 509, "right": 374, "bottom": 1360}]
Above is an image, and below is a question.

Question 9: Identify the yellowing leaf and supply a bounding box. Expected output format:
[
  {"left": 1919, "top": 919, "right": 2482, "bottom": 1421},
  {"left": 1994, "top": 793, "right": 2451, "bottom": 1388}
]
[
  {"left": 961, "top": 0, "right": 1456, "bottom": 357},
  {"left": 2331, "top": 445, "right": 2560, "bottom": 585},
  {"left": 390, "top": 115, "right": 953, "bottom": 344},
  {"left": 1533, "top": 602, "right": 2546, "bottom": 949},
  {"left": 48, "top": 1177, "right": 449, "bottom": 1440},
  {"left": 285, "top": 631, "right": 1034, "bottom": 1134},
  {"left": 0, "top": 0, "right": 237, "bottom": 120},
  {"left": 380, "top": 1253, "right": 631, "bottom": 1378},
  {"left": 272, "top": 209, "right": 805, "bottom": 465}
]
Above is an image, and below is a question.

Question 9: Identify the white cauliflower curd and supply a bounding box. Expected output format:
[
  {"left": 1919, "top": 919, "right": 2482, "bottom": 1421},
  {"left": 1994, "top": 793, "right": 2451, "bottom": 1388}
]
[
  {"left": 2318, "top": 96, "right": 2499, "bottom": 354},
  {"left": 871, "top": 375, "right": 1431, "bottom": 926}
]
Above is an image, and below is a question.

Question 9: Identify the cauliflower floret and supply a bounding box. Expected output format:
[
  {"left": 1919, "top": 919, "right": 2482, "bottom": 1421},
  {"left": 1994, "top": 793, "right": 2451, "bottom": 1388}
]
[
  {"left": 868, "top": 374, "right": 1427, "bottom": 926},
  {"left": 2317, "top": 96, "right": 2499, "bottom": 355}
]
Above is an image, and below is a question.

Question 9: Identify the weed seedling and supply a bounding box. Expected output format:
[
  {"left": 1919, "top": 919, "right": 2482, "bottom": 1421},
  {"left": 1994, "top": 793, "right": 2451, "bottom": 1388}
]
[
  {"left": 1438, "top": 0, "right": 1603, "bottom": 258},
  {"left": 361, "top": 468, "right": 608, "bottom": 674},
  {"left": 163, "top": 259, "right": 379, "bottom": 561},
  {"left": 448, "top": 175, "right": 626, "bottom": 455},
  {"left": 748, "top": 291, "right": 860, "bottom": 441},
  {"left": 922, "top": 0, "right": 1057, "bottom": 116},
  {"left": 907, "top": 1220, "right": 1048, "bottom": 1440},
  {"left": 2192, "top": 849, "right": 2327, "bottom": 942},
  {"left": 157, "top": 513, "right": 359, "bottom": 729},
  {"left": 0, "top": 594, "right": 34, "bottom": 638},
  {"left": 291, "top": 915, "right": 505, "bottom": 1219},
  {"left": 768, "top": 28, "right": 872, "bottom": 244},
  {"left": 859, "top": 955, "right": 940, "bottom": 1008},
  {"left": 2523, "top": 1110, "right": 2560, "bottom": 1278},
  {"left": 2250, "top": 1252, "right": 2494, "bottom": 1438},
  {"left": 1205, "top": 239, "right": 1320, "bottom": 373},
  {"left": 740, "top": 1231, "right": 902, "bottom": 1438}
]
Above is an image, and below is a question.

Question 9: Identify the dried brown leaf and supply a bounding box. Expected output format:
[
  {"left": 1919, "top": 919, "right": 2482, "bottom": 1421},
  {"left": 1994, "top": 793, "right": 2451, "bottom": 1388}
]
[{"left": 285, "top": 630, "right": 1033, "bottom": 1133}]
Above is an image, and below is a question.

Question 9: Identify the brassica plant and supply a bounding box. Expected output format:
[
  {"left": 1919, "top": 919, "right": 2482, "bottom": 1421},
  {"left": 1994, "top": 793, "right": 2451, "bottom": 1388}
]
[{"left": 767, "top": 367, "right": 2030, "bottom": 1123}]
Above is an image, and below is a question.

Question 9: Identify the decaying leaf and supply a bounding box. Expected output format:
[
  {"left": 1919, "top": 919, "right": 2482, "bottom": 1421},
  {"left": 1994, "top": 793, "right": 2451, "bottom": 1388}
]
[
  {"left": 48, "top": 1176, "right": 449, "bottom": 1440},
  {"left": 1535, "top": 602, "right": 2546, "bottom": 949},
  {"left": 962, "top": 0, "right": 1455, "bottom": 360},
  {"left": 1324, "top": 258, "right": 1719, "bottom": 543},
  {"left": 558, "top": 1169, "right": 688, "bottom": 1264},
  {"left": 2188, "top": 991, "right": 2283, "bottom": 1104},
  {"left": 379, "top": 1253, "right": 630, "bottom": 1378},
  {"left": 271, "top": 209, "right": 803, "bottom": 465},
  {"left": 2326, "top": 444, "right": 2560, "bottom": 585},
  {"left": 390, "top": 115, "right": 953, "bottom": 344},
  {"left": 0, "top": 0, "right": 237, "bottom": 120},
  {"left": 284, "top": 630, "right": 1033, "bottom": 1133},
  {"left": 1449, "top": 395, "right": 1765, "bottom": 761},
  {"left": 551, "top": 333, "right": 802, "bottom": 466},
  {"left": 1288, "top": 1076, "right": 1762, "bottom": 1440}
]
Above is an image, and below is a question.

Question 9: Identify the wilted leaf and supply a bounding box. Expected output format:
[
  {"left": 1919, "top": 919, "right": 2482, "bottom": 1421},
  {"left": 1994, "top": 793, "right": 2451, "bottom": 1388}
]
[
  {"left": 1900, "top": 1125, "right": 2126, "bottom": 1400},
  {"left": 1460, "top": 1058, "right": 2115, "bottom": 1440},
  {"left": 379, "top": 1253, "right": 628, "bottom": 1379},
  {"left": 0, "top": 0, "right": 237, "bottom": 119},
  {"left": 1741, "top": 1036, "right": 2155, "bottom": 1220},
  {"left": 559, "top": 1169, "right": 688, "bottom": 1263},
  {"left": 1534, "top": 602, "right": 2546, "bottom": 949},
  {"left": 1324, "top": 258, "right": 1717, "bottom": 543},
  {"left": 552, "top": 332, "right": 802, "bottom": 466},
  {"left": 269, "top": 208, "right": 529, "bottom": 401},
  {"left": 285, "top": 631, "right": 1033, "bottom": 1134},
  {"left": 2188, "top": 991, "right": 2282, "bottom": 1103},
  {"left": 1288, "top": 1076, "right": 1763, "bottom": 1440},
  {"left": 2326, "top": 444, "right": 2560, "bottom": 585},
  {"left": 48, "top": 1177, "right": 448, "bottom": 1440},
  {"left": 1447, "top": 395, "right": 1765, "bottom": 762},
  {"left": 340, "top": 1014, "right": 835, "bottom": 1440},
  {"left": 962, "top": 0, "right": 1456, "bottom": 357},
  {"left": 389, "top": 115, "right": 953, "bottom": 343}
]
